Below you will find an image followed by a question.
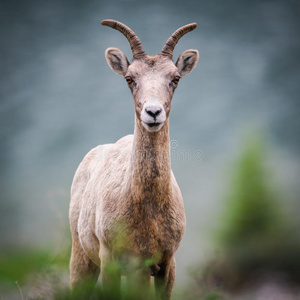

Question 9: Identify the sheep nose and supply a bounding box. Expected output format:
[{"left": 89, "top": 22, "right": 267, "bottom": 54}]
[{"left": 145, "top": 107, "right": 162, "bottom": 119}]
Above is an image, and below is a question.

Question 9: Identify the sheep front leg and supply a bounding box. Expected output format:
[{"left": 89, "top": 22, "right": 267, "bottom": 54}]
[
  {"left": 70, "top": 235, "right": 100, "bottom": 298},
  {"left": 100, "top": 247, "right": 121, "bottom": 299},
  {"left": 154, "top": 257, "right": 176, "bottom": 300}
]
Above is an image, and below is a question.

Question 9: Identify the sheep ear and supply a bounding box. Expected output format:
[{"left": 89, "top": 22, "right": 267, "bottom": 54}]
[
  {"left": 105, "top": 47, "right": 130, "bottom": 76},
  {"left": 175, "top": 49, "right": 199, "bottom": 76}
]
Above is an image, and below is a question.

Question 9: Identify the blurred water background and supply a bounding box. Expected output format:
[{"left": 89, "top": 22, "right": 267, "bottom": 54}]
[{"left": 1, "top": 0, "right": 300, "bottom": 298}]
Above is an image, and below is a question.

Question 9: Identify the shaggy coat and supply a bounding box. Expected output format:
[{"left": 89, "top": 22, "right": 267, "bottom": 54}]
[{"left": 69, "top": 20, "right": 198, "bottom": 300}]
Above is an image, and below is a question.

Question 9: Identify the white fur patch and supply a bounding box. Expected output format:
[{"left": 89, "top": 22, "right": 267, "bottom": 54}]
[{"left": 141, "top": 101, "right": 166, "bottom": 132}]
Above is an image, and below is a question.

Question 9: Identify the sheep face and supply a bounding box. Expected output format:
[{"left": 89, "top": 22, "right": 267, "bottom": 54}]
[{"left": 105, "top": 49, "right": 199, "bottom": 133}]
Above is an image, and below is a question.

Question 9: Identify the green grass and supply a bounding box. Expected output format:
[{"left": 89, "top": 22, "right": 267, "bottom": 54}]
[{"left": 0, "top": 249, "right": 50, "bottom": 283}]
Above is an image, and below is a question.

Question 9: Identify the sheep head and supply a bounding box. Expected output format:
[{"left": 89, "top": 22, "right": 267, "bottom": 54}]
[{"left": 101, "top": 19, "right": 199, "bottom": 133}]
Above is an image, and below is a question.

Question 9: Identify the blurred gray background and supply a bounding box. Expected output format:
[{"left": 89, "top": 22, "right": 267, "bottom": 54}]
[{"left": 1, "top": 0, "right": 299, "bottom": 285}]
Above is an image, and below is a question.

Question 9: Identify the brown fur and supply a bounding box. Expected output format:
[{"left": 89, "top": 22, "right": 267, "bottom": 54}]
[
  {"left": 69, "top": 26, "right": 198, "bottom": 300},
  {"left": 69, "top": 118, "right": 185, "bottom": 299}
]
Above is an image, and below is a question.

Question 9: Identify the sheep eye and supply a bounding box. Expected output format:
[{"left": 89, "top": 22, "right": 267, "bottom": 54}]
[
  {"left": 172, "top": 76, "right": 180, "bottom": 85},
  {"left": 126, "top": 76, "right": 133, "bottom": 84}
]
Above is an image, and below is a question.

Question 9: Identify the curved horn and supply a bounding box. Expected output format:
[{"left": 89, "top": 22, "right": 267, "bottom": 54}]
[
  {"left": 161, "top": 23, "right": 197, "bottom": 57},
  {"left": 101, "top": 19, "right": 146, "bottom": 58}
]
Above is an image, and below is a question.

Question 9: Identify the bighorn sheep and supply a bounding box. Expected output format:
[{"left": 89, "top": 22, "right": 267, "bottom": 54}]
[{"left": 69, "top": 20, "right": 198, "bottom": 299}]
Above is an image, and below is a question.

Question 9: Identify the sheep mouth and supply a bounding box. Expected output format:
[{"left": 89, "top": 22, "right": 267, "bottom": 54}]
[
  {"left": 142, "top": 121, "right": 164, "bottom": 132},
  {"left": 147, "top": 122, "right": 162, "bottom": 128}
]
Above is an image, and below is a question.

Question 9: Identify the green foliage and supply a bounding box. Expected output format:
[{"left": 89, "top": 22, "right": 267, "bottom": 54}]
[
  {"left": 0, "top": 237, "right": 71, "bottom": 295},
  {"left": 200, "top": 136, "right": 300, "bottom": 291},
  {"left": 0, "top": 250, "right": 48, "bottom": 283},
  {"left": 219, "top": 137, "right": 283, "bottom": 247},
  {"left": 0, "top": 246, "right": 71, "bottom": 284}
]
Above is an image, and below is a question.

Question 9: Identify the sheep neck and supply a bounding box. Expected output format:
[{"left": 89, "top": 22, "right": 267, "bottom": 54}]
[{"left": 130, "top": 116, "right": 172, "bottom": 202}]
